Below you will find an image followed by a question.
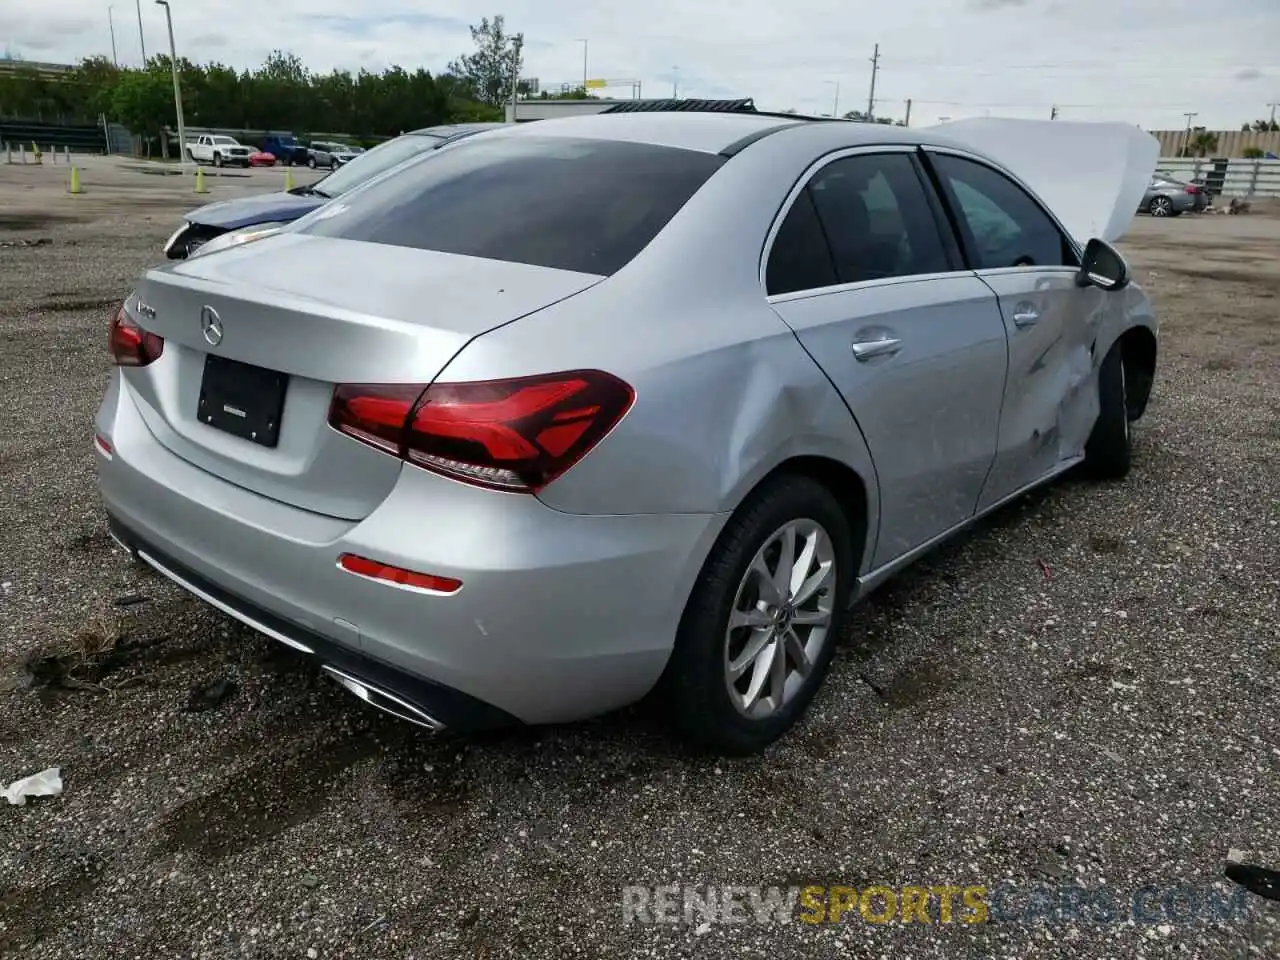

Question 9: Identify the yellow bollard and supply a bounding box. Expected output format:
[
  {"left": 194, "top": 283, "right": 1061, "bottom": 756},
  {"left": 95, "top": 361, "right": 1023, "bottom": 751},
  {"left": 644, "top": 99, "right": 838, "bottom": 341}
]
[
  {"left": 194, "top": 167, "right": 208, "bottom": 194},
  {"left": 284, "top": 167, "right": 295, "bottom": 191},
  {"left": 31, "top": 142, "right": 42, "bottom": 164},
  {"left": 69, "top": 166, "right": 82, "bottom": 194}
]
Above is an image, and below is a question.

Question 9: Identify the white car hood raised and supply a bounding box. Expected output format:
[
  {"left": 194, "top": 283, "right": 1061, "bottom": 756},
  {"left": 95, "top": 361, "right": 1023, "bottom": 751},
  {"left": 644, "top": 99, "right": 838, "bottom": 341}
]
[{"left": 921, "top": 118, "right": 1161, "bottom": 245}]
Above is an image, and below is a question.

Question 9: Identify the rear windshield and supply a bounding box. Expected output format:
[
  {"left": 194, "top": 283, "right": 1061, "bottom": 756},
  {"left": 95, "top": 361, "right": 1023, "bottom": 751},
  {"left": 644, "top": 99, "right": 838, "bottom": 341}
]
[{"left": 298, "top": 135, "right": 725, "bottom": 276}]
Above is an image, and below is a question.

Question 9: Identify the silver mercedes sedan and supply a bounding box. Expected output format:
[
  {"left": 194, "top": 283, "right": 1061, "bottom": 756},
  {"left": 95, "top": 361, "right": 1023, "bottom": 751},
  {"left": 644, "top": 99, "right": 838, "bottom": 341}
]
[{"left": 96, "top": 111, "right": 1159, "bottom": 754}]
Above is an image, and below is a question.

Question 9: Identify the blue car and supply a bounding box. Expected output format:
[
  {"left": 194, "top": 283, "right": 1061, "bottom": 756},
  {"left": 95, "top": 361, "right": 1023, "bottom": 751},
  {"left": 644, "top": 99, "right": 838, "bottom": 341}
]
[{"left": 163, "top": 123, "right": 505, "bottom": 259}]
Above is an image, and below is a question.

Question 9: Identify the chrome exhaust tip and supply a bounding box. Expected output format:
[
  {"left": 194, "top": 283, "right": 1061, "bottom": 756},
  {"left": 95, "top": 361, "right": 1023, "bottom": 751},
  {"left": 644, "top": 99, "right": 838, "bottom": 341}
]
[{"left": 321, "top": 665, "right": 445, "bottom": 732}]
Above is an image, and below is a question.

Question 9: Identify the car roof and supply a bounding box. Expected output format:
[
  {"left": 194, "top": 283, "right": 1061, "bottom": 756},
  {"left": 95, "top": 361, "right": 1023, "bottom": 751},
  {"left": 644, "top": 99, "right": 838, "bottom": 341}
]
[{"left": 483, "top": 111, "right": 927, "bottom": 155}]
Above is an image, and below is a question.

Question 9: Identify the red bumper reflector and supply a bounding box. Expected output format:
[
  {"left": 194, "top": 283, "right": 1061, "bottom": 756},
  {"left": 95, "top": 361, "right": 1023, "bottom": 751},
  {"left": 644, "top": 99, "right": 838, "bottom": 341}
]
[
  {"left": 337, "top": 553, "right": 462, "bottom": 595},
  {"left": 94, "top": 434, "right": 113, "bottom": 455}
]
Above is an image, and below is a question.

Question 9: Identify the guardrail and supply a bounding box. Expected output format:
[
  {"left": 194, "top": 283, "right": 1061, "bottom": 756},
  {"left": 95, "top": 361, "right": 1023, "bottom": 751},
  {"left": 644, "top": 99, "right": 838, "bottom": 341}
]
[{"left": 1157, "top": 157, "right": 1280, "bottom": 198}]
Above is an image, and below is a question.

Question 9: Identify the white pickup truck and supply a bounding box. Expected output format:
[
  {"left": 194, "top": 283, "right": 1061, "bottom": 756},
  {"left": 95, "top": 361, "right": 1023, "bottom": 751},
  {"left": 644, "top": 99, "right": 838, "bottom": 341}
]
[{"left": 187, "top": 134, "right": 252, "bottom": 168}]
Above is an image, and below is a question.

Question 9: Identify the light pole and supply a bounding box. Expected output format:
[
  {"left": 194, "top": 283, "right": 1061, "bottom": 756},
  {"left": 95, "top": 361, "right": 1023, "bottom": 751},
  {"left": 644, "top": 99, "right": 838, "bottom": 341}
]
[
  {"left": 108, "top": 6, "right": 119, "bottom": 66},
  {"left": 1182, "top": 111, "right": 1198, "bottom": 157},
  {"left": 825, "top": 80, "right": 840, "bottom": 118},
  {"left": 155, "top": 1, "right": 186, "bottom": 166},
  {"left": 577, "top": 38, "right": 588, "bottom": 93},
  {"left": 672, "top": 66, "right": 679, "bottom": 98},
  {"left": 135, "top": 0, "right": 146, "bottom": 62}
]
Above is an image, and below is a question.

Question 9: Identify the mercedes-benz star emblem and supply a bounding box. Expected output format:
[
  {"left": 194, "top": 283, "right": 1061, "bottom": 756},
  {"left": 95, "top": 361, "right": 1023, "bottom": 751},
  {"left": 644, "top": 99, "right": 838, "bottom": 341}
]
[{"left": 200, "top": 305, "right": 223, "bottom": 347}]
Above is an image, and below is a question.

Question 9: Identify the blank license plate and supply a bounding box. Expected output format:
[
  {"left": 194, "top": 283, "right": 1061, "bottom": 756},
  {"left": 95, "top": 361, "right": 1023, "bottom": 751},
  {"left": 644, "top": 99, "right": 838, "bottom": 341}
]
[{"left": 197, "top": 354, "right": 288, "bottom": 448}]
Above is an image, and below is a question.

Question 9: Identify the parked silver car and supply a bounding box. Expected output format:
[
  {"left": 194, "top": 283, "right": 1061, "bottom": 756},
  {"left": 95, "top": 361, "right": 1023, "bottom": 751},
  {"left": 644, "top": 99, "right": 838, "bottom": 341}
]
[
  {"left": 1140, "top": 173, "right": 1201, "bottom": 216},
  {"left": 307, "top": 140, "right": 361, "bottom": 169},
  {"left": 96, "top": 113, "right": 1159, "bottom": 754}
]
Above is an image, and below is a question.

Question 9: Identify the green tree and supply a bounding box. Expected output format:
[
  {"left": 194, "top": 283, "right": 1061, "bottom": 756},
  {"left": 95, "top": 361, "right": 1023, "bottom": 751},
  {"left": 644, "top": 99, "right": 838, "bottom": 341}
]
[
  {"left": 447, "top": 15, "right": 523, "bottom": 107},
  {"left": 2, "top": 48, "right": 491, "bottom": 140},
  {"left": 68, "top": 56, "right": 122, "bottom": 118},
  {"left": 1190, "top": 130, "right": 1219, "bottom": 157},
  {"left": 109, "top": 67, "right": 173, "bottom": 139},
  {"left": 842, "top": 108, "right": 903, "bottom": 125}
]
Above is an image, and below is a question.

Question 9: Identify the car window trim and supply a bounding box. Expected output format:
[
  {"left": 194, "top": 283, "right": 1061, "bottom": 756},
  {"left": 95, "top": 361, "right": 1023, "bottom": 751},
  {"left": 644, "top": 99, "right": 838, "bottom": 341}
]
[
  {"left": 917, "top": 145, "right": 1083, "bottom": 271},
  {"left": 759, "top": 144, "right": 970, "bottom": 302}
]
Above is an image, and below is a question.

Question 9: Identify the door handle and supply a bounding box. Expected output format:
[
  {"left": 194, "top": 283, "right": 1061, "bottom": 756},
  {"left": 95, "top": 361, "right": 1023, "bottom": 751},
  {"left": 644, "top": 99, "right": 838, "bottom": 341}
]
[
  {"left": 1012, "top": 308, "right": 1040, "bottom": 328},
  {"left": 851, "top": 337, "right": 902, "bottom": 361}
]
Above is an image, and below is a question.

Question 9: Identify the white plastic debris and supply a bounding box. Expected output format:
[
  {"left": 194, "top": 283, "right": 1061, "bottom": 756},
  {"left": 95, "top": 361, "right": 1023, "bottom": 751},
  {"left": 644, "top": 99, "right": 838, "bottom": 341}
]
[
  {"left": 1227, "top": 848, "right": 1247, "bottom": 864},
  {"left": 3, "top": 767, "right": 63, "bottom": 806}
]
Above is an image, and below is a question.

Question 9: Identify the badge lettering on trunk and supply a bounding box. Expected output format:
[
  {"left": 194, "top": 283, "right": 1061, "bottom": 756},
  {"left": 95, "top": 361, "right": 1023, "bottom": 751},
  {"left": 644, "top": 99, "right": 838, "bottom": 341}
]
[{"left": 200, "top": 305, "right": 224, "bottom": 347}]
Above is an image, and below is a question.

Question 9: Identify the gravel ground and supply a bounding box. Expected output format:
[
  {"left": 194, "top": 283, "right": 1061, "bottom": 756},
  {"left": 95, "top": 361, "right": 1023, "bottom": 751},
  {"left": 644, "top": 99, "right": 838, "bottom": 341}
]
[{"left": 1, "top": 161, "right": 1278, "bottom": 959}]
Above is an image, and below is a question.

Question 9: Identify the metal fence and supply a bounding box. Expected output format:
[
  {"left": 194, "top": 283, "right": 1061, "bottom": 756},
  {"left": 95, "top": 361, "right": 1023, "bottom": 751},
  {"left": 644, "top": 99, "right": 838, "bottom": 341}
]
[
  {"left": 0, "top": 117, "right": 107, "bottom": 153},
  {"left": 1157, "top": 157, "right": 1280, "bottom": 198}
]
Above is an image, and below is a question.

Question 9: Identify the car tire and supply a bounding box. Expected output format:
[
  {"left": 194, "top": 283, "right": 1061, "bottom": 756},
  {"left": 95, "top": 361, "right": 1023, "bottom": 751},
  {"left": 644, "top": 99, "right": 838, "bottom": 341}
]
[
  {"left": 307, "top": 157, "right": 317, "bottom": 169},
  {"left": 213, "top": 153, "right": 223, "bottom": 168},
  {"left": 661, "top": 474, "right": 855, "bottom": 755},
  {"left": 1084, "top": 344, "right": 1132, "bottom": 480},
  {"left": 1148, "top": 196, "right": 1172, "bottom": 217}
]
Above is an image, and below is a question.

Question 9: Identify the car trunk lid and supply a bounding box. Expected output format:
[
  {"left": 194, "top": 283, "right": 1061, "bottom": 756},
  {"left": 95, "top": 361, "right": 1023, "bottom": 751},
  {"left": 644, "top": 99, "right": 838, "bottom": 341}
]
[{"left": 123, "top": 233, "right": 604, "bottom": 519}]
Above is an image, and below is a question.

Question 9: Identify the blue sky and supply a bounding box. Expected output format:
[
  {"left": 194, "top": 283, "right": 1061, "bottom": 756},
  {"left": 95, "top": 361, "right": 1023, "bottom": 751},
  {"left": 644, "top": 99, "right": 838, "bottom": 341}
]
[{"left": 2, "top": 0, "right": 1276, "bottom": 130}]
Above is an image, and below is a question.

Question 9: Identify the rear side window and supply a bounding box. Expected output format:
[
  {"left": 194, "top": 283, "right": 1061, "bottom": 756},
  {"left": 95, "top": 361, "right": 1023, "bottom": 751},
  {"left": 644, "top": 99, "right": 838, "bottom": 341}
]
[
  {"left": 930, "top": 154, "right": 1073, "bottom": 269},
  {"left": 806, "top": 154, "right": 950, "bottom": 284},
  {"left": 766, "top": 189, "right": 838, "bottom": 295},
  {"left": 300, "top": 136, "right": 725, "bottom": 276}
]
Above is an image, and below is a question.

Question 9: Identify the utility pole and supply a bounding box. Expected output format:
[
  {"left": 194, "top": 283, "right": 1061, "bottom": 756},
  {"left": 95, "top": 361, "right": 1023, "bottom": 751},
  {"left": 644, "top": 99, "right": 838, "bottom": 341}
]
[
  {"left": 154, "top": 1, "right": 185, "bottom": 167},
  {"left": 866, "top": 43, "right": 880, "bottom": 120},
  {"left": 1268, "top": 101, "right": 1277, "bottom": 126},
  {"left": 108, "top": 6, "right": 119, "bottom": 67},
  {"left": 577, "top": 38, "right": 588, "bottom": 93},
  {"left": 1182, "top": 111, "right": 1198, "bottom": 157},
  {"left": 903, "top": 98, "right": 912, "bottom": 127},
  {"left": 825, "top": 80, "right": 840, "bottom": 118},
  {"left": 672, "top": 66, "right": 679, "bottom": 98},
  {"left": 135, "top": 0, "right": 146, "bottom": 63},
  {"left": 510, "top": 33, "right": 523, "bottom": 122},
  {"left": 1050, "top": 104, "right": 1058, "bottom": 120}
]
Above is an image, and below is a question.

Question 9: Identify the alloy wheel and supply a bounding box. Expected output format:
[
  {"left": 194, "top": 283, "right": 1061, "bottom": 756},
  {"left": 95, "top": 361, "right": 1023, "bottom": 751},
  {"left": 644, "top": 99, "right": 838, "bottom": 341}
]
[
  {"left": 1151, "top": 197, "right": 1171, "bottom": 217},
  {"left": 723, "top": 519, "right": 836, "bottom": 719}
]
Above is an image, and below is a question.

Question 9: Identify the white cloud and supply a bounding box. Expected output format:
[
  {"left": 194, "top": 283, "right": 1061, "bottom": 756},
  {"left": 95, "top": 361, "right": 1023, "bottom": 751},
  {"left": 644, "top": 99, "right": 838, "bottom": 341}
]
[{"left": 1, "top": 0, "right": 1276, "bottom": 130}]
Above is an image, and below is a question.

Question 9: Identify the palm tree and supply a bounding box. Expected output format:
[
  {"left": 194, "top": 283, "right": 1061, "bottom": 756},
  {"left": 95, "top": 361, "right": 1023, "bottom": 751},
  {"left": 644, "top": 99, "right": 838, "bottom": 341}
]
[{"left": 1190, "top": 130, "right": 1219, "bottom": 158}]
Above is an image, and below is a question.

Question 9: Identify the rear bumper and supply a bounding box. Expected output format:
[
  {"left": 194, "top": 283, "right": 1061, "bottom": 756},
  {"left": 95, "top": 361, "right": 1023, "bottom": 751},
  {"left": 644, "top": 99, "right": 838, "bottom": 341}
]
[
  {"left": 94, "top": 373, "right": 725, "bottom": 726},
  {"left": 107, "top": 514, "right": 516, "bottom": 732}
]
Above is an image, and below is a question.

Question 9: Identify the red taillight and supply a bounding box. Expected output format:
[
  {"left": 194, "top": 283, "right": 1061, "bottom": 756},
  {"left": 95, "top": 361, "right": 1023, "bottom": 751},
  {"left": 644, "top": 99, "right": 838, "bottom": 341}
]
[
  {"left": 328, "top": 370, "right": 635, "bottom": 493},
  {"left": 109, "top": 305, "right": 164, "bottom": 367},
  {"left": 1185, "top": 184, "right": 1200, "bottom": 194},
  {"left": 338, "top": 553, "right": 462, "bottom": 594}
]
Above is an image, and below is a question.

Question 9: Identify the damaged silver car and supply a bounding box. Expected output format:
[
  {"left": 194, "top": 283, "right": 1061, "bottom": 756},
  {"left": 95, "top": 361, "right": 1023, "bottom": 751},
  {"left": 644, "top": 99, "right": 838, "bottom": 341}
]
[{"left": 97, "top": 113, "right": 1159, "bottom": 754}]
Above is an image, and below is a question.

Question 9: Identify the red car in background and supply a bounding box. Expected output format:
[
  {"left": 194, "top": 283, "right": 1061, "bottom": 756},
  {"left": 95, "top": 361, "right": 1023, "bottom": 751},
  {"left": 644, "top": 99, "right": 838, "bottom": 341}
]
[{"left": 247, "top": 150, "right": 276, "bottom": 167}]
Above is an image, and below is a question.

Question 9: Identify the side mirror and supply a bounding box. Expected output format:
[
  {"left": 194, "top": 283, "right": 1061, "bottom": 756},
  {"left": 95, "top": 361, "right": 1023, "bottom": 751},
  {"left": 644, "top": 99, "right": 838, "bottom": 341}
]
[{"left": 1078, "top": 238, "right": 1130, "bottom": 291}]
